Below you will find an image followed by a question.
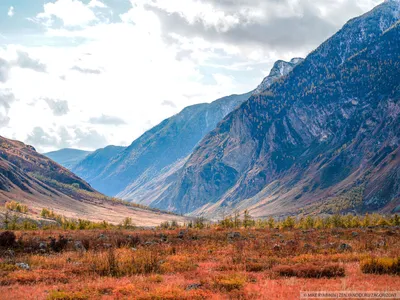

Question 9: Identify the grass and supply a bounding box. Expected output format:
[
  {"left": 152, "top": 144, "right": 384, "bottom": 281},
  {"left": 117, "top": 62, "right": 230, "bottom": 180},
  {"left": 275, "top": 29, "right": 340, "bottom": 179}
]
[
  {"left": 273, "top": 263, "right": 345, "bottom": 278},
  {"left": 0, "top": 227, "right": 399, "bottom": 299},
  {"left": 361, "top": 257, "right": 400, "bottom": 275}
]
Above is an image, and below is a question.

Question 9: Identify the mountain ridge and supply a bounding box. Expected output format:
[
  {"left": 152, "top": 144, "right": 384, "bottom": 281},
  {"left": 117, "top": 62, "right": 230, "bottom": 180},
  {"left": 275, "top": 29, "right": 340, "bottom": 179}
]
[
  {"left": 140, "top": 0, "right": 400, "bottom": 218},
  {"left": 0, "top": 135, "right": 187, "bottom": 226}
]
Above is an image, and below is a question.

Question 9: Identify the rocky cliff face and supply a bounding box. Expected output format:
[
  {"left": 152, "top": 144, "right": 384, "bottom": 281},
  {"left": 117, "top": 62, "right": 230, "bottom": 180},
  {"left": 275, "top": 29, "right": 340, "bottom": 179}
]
[
  {"left": 147, "top": 1, "right": 400, "bottom": 217},
  {"left": 117, "top": 57, "right": 305, "bottom": 204},
  {"left": 253, "top": 58, "right": 304, "bottom": 95}
]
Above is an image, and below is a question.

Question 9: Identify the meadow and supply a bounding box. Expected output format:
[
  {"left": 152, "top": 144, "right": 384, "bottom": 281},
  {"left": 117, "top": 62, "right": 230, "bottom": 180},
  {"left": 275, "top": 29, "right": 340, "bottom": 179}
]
[{"left": 1, "top": 214, "right": 400, "bottom": 299}]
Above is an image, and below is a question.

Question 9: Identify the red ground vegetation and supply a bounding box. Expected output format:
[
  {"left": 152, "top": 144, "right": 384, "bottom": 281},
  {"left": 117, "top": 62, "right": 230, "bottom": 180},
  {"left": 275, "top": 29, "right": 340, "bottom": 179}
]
[{"left": 0, "top": 227, "right": 399, "bottom": 299}]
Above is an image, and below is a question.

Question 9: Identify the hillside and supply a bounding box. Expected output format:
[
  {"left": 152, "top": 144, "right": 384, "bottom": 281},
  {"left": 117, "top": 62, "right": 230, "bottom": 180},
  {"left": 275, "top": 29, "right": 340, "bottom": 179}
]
[
  {"left": 71, "top": 92, "right": 252, "bottom": 196},
  {"left": 44, "top": 148, "right": 92, "bottom": 170},
  {"left": 142, "top": 1, "right": 400, "bottom": 218},
  {"left": 0, "top": 136, "right": 186, "bottom": 226},
  {"left": 115, "top": 58, "right": 303, "bottom": 203}
]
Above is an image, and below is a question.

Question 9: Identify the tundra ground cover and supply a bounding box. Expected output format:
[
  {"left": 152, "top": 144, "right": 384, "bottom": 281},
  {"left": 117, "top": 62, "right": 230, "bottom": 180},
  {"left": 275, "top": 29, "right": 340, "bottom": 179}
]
[{"left": 0, "top": 225, "right": 399, "bottom": 299}]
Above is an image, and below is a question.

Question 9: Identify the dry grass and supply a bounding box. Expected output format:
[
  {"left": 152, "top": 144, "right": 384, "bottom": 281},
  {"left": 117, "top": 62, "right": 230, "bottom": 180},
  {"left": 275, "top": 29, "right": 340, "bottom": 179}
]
[
  {"left": 273, "top": 263, "right": 345, "bottom": 278},
  {"left": 0, "top": 227, "right": 399, "bottom": 299},
  {"left": 361, "top": 257, "right": 400, "bottom": 275}
]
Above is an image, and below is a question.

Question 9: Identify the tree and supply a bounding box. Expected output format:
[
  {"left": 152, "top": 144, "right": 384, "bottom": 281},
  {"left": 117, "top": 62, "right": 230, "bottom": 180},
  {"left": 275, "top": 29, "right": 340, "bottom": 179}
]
[
  {"left": 282, "top": 216, "right": 295, "bottom": 229},
  {"left": 121, "top": 217, "right": 134, "bottom": 229},
  {"left": 243, "top": 210, "right": 255, "bottom": 228},
  {"left": 233, "top": 211, "right": 241, "bottom": 229}
]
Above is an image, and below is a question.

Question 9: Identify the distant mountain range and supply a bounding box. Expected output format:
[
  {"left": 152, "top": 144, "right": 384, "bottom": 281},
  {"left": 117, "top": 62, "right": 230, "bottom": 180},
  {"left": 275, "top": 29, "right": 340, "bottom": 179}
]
[
  {"left": 43, "top": 1, "right": 400, "bottom": 219},
  {"left": 44, "top": 148, "right": 92, "bottom": 169},
  {"left": 47, "top": 56, "right": 303, "bottom": 201},
  {"left": 0, "top": 136, "right": 187, "bottom": 226}
]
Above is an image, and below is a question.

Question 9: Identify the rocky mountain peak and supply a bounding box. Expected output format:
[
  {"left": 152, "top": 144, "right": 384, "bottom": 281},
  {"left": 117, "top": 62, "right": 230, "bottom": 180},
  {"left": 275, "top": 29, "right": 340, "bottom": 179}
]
[{"left": 253, "top": 58, "right": 304, "bottom": 95}]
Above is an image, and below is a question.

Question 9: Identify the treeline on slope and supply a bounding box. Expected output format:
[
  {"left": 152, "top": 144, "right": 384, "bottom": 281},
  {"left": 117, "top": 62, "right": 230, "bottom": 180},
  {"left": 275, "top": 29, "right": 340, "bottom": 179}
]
[{"left": 159, "top": 211, "right": 400, "bottom": 230}]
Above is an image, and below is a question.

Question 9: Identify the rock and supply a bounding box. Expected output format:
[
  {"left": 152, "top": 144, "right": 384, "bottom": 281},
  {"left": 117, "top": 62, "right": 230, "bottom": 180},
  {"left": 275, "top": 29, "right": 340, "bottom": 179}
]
[
  {"left": 338, "top": 243, "right": 352, "bottom": 252},
  {"left": 323, "top": 243, "right": 337, "bottom": 249},
  {"left": 103, "top": 243, "right": 112, "bottom": 249},
  {"left": 376, "top": 240, "right": 386, "bottom": 248},
  {"left": 286, "top": 240, "right": 297, "bottom": 247},
  {"left": 16, "top": 263, "right": 30, "bottom": 270},
  {"left": 160, "top": 234, "right": 168, "bottom": 242},
  {"left": 273, "top": 233, "right": 283, "bottom": 238},
  {"left": 39, "top": 242, "right": 47, "bottom": 250},
  {"left": 273, "top": 244, "right": 281, "bottom": 251},
  {"left": 98, "top": 234, "right": 108, "bottom": 240},
  {"left": 351, "top": 232, "right": 359, "bottom": 237},
  {"left": 74, "top": 241, "right": 86, "bottom": 252},
  {"left": 177, "top": 231, "right": 185, "bottom": 239},
  {"left": 303, "top": 244, "right": 313, "bottom": 250},
  {"left": 5, "top": 249, "right": 15, "bottom": 258},
  {"left": 227, "top": 232, "right": 241, "bottom": 239},
  {"left": 185, "top": 283, "right": 202, "bottom": 291},
  {"left": 131, "top": 247, "right": 137, "bottom": 251}
]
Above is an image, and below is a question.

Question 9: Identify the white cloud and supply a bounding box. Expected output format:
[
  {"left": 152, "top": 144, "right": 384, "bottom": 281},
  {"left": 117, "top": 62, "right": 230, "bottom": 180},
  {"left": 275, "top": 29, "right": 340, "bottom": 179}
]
[
  {"left": 0, "top": 0, "right": 384, "bottom": 152},
  {"left": 36, "top": 0, "right": 97, "bottom": 27},
  {"left": 88, "top": 0, "right": 107, "bottom": 8},
  {"left": 7, "top": 6, "right": 14, "bottom": 17}
]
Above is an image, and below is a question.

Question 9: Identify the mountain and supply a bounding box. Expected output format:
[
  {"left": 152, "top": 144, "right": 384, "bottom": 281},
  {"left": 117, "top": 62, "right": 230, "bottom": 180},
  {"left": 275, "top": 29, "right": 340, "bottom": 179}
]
[
  {"left": 118, "top": 58, "right": 304, "bottom": 204},
  {"left": 72, "top": 145, "right": 125, "bottom": 184},
  {"left": 44, "top": 148, "right": 92, "bottom": 169},
  {"left": 142, "top": 1, "right": 400, "bottom": 217},
  {"left": 253, "top": 58, "right": 304, "bottom": 95},
  {"left": 0, "top": 136, "right": 186, "bottom": 226},
  {"left": 72, "top": 92, "right": 253, "bottom": 196}
]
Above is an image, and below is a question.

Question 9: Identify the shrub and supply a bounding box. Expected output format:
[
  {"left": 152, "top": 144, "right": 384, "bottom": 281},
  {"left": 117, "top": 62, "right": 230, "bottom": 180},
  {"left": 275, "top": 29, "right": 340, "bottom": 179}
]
[
  {"left": 71, "top": 183, "right": 80, "bottom": 189},
  {"left": 49, "top": 235, "right": 69, "bottom": 252},
  {"left": 361, "top": 258, "right": 400, "bottom": 275},
  {"left": 5, "top": 201, "right": 28, "bottom": 213},
  {"left": 47, "top": 290, "right": 89, "bottom": 300},
  {"left": 213, "top": 274, "right": 246, "bottom": 291},
  {"left": 0, "top": 231, "right": 16, "bottom": 247},
  {"left": 41, "top": 208, "right": 56, "bottom": 219},
  {"left": 245, "top": 262, "right": 266, "bottom": 272},
  {"left": 274, "top": 263, "right": 345, "bottom": 278},
  {"left": 121, "top": 217, "right": 135, "bottom": 229}
]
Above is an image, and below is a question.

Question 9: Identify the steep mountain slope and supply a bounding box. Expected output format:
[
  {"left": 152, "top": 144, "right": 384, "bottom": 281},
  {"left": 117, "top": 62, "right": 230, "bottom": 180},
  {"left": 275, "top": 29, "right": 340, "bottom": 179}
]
[
  {"left": 147, "top": 1, "right": 400, "bottom": 217},
  {"left": 118, "top": 58, "right": 303, "bottom": 204},
  {"left": 253, "top": 58, "right": 304, "bottom": 95},
  {"left": 44, "top": 148, "right": 92, "bottom": 169},
  {"left": 0, "top": 136, "right": 187, "bottom": 226},
  {"left": 72, "top": 145, "right": 124, "bottom": 184},
  {"left": 73, "top": 92, "right": 252, "bottom": 196}
]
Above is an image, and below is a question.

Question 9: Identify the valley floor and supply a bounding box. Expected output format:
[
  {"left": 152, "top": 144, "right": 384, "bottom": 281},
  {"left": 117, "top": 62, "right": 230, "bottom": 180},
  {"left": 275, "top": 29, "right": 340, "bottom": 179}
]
[{"left": 0, "top": 227, "right": 399, "bottom": 299}]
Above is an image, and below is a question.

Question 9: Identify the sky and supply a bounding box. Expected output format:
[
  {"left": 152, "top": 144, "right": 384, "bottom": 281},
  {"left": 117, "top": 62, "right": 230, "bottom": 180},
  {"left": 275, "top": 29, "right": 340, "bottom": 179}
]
[{"left": 0, "top": 0, "right": 383, "bottom": 152}]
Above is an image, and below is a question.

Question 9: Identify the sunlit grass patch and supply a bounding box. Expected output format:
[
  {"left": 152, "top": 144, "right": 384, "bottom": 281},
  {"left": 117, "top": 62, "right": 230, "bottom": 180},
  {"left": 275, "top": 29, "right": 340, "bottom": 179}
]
[
  {"left": 47, "top": 290, "right": 89, "bottom": 300},
  {"left": 274, "top": 263, "right": 345, "bottom": 278},
  {"left": 361, "top": 257, "right": 400, "bottom": 275},
  {"left": 213, "top": 273, "right": 247, "bottom": 291}
]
